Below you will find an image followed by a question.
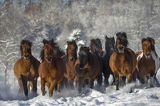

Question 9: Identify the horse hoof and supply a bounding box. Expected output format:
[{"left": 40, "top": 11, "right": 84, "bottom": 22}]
[
  {"left": 49, "top": 94, "right": 53, "bottom": 97},
  {"left": 42, "top": 91, "right": 46, "bottom": 96}
]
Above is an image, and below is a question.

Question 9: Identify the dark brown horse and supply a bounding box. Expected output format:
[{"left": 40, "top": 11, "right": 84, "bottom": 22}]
[
  {"left": 90, "top": 38, "right": 103, "bottom": 57},
  {"left": 103, "top": 36, "right": 115, "bottom": 86},
  {"left": 75, "top": 46, "right": 102, "bottom": 92},
  {"left": 64, "top": 40, "right": 78, "bottom": 89},
  {"left": 14, "top": 40, "right": 40, "bottom": 97},
  {"left": 39, "top": 39, "right": 66, "bottom": 97},
  {"left": 109, "top": 32, "right": 137, "bottom": 90},
  {"left": 136, "top": 38, "right": 156, "bottom": 85}
]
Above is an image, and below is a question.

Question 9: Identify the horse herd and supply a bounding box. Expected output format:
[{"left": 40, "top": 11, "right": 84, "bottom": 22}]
[{"left": 13, "top": 32, "right": 160, "bottom": 97}]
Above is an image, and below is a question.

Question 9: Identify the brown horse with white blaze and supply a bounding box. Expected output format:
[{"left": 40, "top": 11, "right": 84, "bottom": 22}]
[
  {"left": 136, "top": 37, "right": 156, "bottom": 85},
  {"left": 39, "top": 39, "right": 66, "bottom": 97},
  {"left": 64, "top": 40, "right": 78, "bottom": 89},
  {"left": 14, "top": 40, "right": 40, "bottom": 97},
  {"left": 109, "top": 32, "right": 137, "bottom": 90}
]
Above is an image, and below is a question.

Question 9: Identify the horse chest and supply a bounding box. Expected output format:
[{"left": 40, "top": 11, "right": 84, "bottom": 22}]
[
  {"left": 20, "top": 60, "right": 32, "bottom": 74},
  {"left": 114, "top": 54, "right": 132, "bottom": 74},
  {"left": 66, "top": 62, "right": 75, "bottom": 76},
  {"left": 138, "top": 57, "right": 155, "bottom": 71}
]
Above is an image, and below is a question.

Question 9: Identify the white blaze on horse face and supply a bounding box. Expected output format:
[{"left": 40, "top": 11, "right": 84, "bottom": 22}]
[{"left": 137, "top": 52, "right": 143, "bottom": 61}]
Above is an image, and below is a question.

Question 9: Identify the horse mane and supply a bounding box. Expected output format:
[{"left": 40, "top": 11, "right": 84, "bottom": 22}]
[
  {"left": 116, "top": 32, "right": 128, "bottom": 47},
  {"left": 20, "top": 39, "right": 32, "bottom": 57}
]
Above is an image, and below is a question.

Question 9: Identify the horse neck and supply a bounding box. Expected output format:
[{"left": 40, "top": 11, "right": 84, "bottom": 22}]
[
  {"left": 87, "top": 52, "right": 94, "bottom": 65},
  {"left": 105, "top": 46, "right": 114, "bottom": 55},
  {"left": 21, "top": 54, "right": 32, "bottom": 61}
]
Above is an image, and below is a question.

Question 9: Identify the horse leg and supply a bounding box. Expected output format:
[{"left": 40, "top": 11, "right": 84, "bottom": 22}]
[
  {"left": 21, "top": 75, "right": 28, "bottom": 97},
  {"left": 41, "top": 78, "right": 46, "bottom": 96},
  {"left": 114, "top": 74, "right": 119, "bottom": 90},
  {"left": 18, "top": 78, "right": 23, "bottom": 95},
  {"left": 153, "top": 75, "right": 160, "bottom": 87},
  {"left": 49, "top": 81, "right": 56, "bottom": 97},
  {"left": 139, "top": 73, "right": 145, "bottom": 84},
  {"left": 27, "top": 81, "right": 32, "bottom": 93},
  {"left": 127, "top": 74, "right": 132, "bottom": 83},
  {"left": 102, "top": 64, "right": 109, "bottom": 86},
  {"left": 68, "top": 80, "right": 74, "bottom": 89},
  {"left": 78, "top": 79, "right": 83, "bottom": 93},
  {"left": 97, "top": 73, "right": 102, "bottom": 87},
  {"left": 31, "top": 78, "right": 37, "bottom": 94},
  {"left": 90, "top": 80, "right": 94, "bottom": 89},
  {"left": 57, "top": 81, "right": 63, "bottom": 96}
]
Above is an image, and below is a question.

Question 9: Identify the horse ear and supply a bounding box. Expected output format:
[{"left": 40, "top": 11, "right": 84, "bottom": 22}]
[
  {"left": 51, "top": 39, "right": 55, "bottom": 44},
  {"left": 116, "top": 32, "right": 121, "bottom": 38},
  {"left": 29, "top": 41, "right": 32, "bottom": 47},
  {"left": 43, "top": 39, "right": 48, "bottom": 44},
  {"left": 141, "top": 38, "right": 146, "bottom": 44},
  {"left": 121, "top": 32, "right": 127, "bottom": 39},
  {"left": 147, "top": 37, "right": 155, "bottom": 45},
  {"left": 67, "top": 41, "right": 70, "bottom": 45},
  {"left": 21, "top": 40, "right": 26, "bottom": 45},
  {"left": 105, "top": 36, "right": 109, "bottom": 40}
]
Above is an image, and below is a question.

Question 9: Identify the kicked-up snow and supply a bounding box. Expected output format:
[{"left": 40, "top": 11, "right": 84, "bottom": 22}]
[
  {"left": 0, "top": 84, "right": 160, "bottom": 106},
  {"left": 0, "top": 69, "right": 160, "bottom": 106}
]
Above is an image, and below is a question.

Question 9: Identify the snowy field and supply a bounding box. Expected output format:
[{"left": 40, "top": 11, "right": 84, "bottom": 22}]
[{"left": 0, "top": 69, "right": 160, "bottom": 106}]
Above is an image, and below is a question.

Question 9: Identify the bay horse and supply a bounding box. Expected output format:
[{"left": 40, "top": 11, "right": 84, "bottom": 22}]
[
  {"left": 14, "top": 40, "right": 40, "bottom": 97},
  {"left": 109, "top": 32, "right": 137, "bottom": 90},
  {"left": 39, "top": 39, "right": 66, "bottom": 97},
  {"left": 136, "top": 37, "right": 157, "bottom": 85},
  {"left": 64, "top": 40, "right": 78, "bottom": 89},
  {"left": 75, "top": 46, "right": 103, "bottom": 92}
]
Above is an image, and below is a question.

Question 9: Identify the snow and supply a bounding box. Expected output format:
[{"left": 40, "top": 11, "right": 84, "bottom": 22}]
[{"left": 1, "top": 81, "right": 160, "bottom": 106}]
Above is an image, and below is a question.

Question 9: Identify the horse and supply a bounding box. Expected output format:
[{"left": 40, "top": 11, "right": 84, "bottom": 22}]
[
  {"left": 109, "top": 32, "right": 137, "bottom": 90},
  {"left": 75, "top": 46, "right": 103, "bottom": 92},
  {"left": 90, "top": 38, "right": 103, "bottom": 57},
  {"left": 14, "top": 40, "right": 40, "bottom": 97},
  {"left": 102, "top": 36, "right": 115, "bottom": 86},
  {"left": 90, "top": 38, "right": 103, "bottom": 86},
  {"left": 136, "top": 37, "right": 157, "bottom": 86},
  {"left": 63, "top": 40, "right": 78, "bottom": 89},
  {"left": 39, "top": 39, "right": 66, "bottom": 97}
]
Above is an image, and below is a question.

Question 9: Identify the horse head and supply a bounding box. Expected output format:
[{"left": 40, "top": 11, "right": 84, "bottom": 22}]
[
  {"left": 115, "top": 32, "right": 128, "bottom": 53},
  {"left": 142, "top": 38, "right": 152, "bottom": 58},
  {"left": 66, "top": 40, "right": 78, "bottom": 61},
  {"left": 20, "top": 40, "right": 32, "bottom": 60}
]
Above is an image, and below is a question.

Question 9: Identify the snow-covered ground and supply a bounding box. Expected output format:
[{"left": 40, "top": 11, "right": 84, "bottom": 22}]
[{"left": 0, "top": 69, "right": 160, "bottom": 106}]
